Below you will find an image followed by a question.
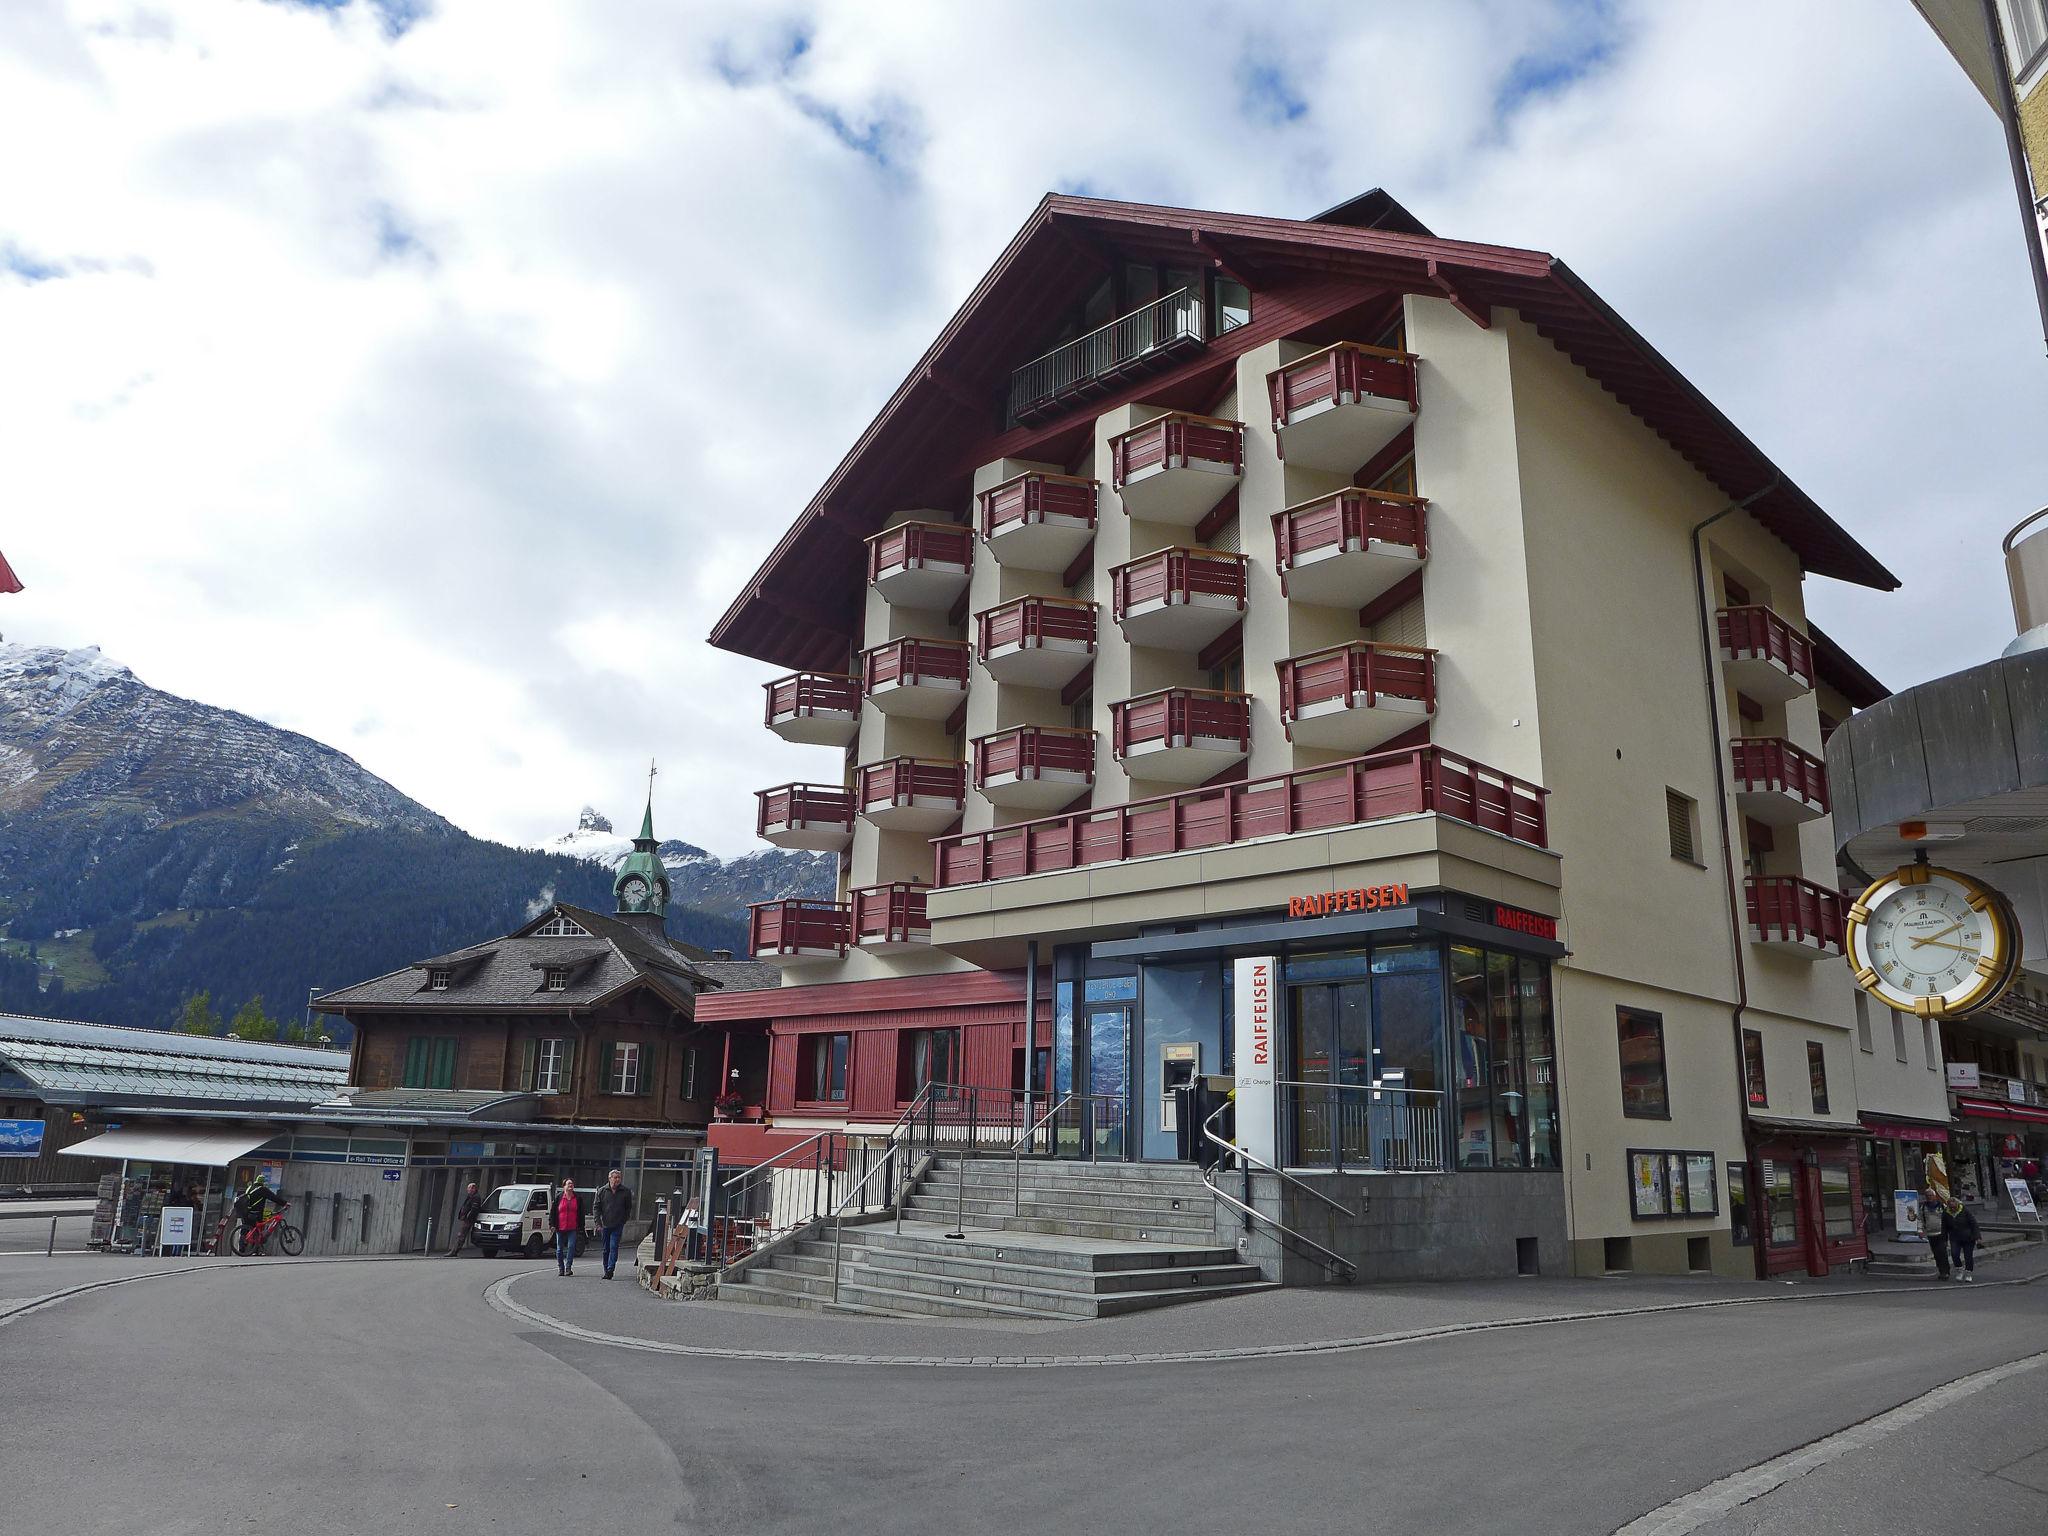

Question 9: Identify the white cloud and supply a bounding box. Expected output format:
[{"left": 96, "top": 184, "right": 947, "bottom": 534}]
[{"left": 1, "top": 0, "right": 2043, "bottom": 859}]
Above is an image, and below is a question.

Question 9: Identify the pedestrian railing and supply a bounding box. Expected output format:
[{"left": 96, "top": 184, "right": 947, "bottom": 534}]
[{"left": 1199, "top": 1101, "right": 1358, "bottom": 1281}]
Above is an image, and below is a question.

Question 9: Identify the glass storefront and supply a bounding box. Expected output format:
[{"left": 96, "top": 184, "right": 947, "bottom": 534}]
[{"left": 1056, "top": 922, "right": 1557, "bottom": 1172}]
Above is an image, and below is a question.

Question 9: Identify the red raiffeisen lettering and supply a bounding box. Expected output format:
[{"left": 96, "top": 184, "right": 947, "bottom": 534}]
[
  {"left": 1250, "top": 961, "right": 1270, "bottom": 1067},
  {"left": 1492, "top": 905, "right": 1558, "bottom": 941},
  {"left": 1286, "top": 883, "right": 1410, "bottom": 919}
]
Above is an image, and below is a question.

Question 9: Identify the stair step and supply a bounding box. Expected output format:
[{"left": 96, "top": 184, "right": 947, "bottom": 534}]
[
  {"left": 854, "top": 1227, "right": 1242, "bottom": 1273},
  {"left": 904, "top": 1199, "right": 1212, "bottom": 1238},
  {"left": 856, "top": 1255, "right": 1266, "bottom": 1313},
  {"left": 918, "top": 1178, "right": 1213, "bottom": 1210},
  {"left": 905, "top": 1188, "right": 1214, "bottom": 1220},
  {"left": 851, "top": 1246, "right": 1259, "bottom": 1295}
]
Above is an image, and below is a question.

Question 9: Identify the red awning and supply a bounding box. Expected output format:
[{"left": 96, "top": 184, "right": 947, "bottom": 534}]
[
  {"left": 1954, "top": 1096, "right": 2048, "bottom": 1126},
  {"left": 1860, "top": 1118, "right": 1950, "bottom": 1143}
]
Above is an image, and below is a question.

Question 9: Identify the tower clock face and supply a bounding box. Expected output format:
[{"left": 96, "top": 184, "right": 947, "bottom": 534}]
[
  {"left": 621, "top": 876, "right": 649, "bottom": 908},
  {"left": 1846, "top": 866, "right": 2015, "bottom": 1018}
]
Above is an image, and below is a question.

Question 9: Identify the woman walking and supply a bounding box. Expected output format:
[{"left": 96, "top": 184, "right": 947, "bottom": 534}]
[
  {"left": 553, "top": 1178, "right": 581, "bottom": 1277},
  {"left": 1948, "top": 1199, "right": 1981, "bottom": 1281}
]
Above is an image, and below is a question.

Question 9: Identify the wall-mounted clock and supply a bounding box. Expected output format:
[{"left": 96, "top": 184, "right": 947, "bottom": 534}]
[{"left": 1845, "top": 864, "right": 2019, "bottom": 1018}]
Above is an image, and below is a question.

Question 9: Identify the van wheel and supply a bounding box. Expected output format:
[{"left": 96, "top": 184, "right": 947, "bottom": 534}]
[{"left": 524, "top": 1234, "right": 545, "bottom": 1260}]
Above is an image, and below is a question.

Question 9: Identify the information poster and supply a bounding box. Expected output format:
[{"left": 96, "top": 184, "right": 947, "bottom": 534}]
[
  {"left": 1231, "top": 956, "right": 1278, "bottom": 1165},
  {"left": 2007, "top": 1178, "right": 2040, "bottom": 1220},
  {"left": 1629, "top": 1152, "right": 1666, "bottom": 1218},
  {"left": 158, "top": 1206, "right": 194, "bottom": 1252},
  {"left": 1684, "top": 1154, "right": 1717, "bottom": 1215},
  {"left": 1895, "top": 1189, "right": 1922, "bottom": 1239}
]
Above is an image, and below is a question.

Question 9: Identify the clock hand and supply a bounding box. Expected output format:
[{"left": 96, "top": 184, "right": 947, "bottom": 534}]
[
  {"left": 1905, "top": 938, "right": 1977, "bottom": 955},
  {"left": 1909, "top": 922, "right": 1965, "bottom": 949}
]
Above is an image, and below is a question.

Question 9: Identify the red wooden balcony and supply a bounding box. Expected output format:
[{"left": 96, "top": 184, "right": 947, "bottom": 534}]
[
  {"left": 973, "top": 724, "right": 1095, "bottom": 811},
  {"left": 862, "top": 636, "right": 971, "bottom": 720},
  {"left": 865, "top": 520, "right": 973, "bottom": 609},
  {"left": 1717, "top": 605, "right": 1814, "bottom": 703},
  {"left": 1272, "top": 488, "right": 1428, "bottom": 608},
  {"left": 1746, "top": 875, "right": 1845, "bottom": 959},
  {"left": 1268, "top": 341, "right": 1418, "bottom": 473},
  {"left": 751, "top": 898, "right": 851, "bottom": 961},
  {"left": 934, "top": 745, "right": 1549, "bottom": 889},
  {"left": 851, "top": 882, "right": 930, "bottom": 952},
  {"left": 978, "top": 472, "right": 1097, "bottom": 572},
  {"left": 975, "top": 595, "right": 1097, "bottom": 688},
  {"left": 1110, "top": 546, "right": 1248, "bottom": 650},
  {"left": 1278, "top": 643, "right": 1436, "bottom": 753},
  {"left": 1112, "top": 687, "right": 1251, "bottom": 784},
  {"left": 1108, "top": 412, "right": 1244, "bottom": 525},
  {"left": 763, "top": 670, "right": 861, "bottom": 748},
  {"left": 1731, "top": 737, "right": 1829, "bottom": 825},
  {"left": 857, "top": 756, "right": 967, "bottom": 834},
  {"left": 755, "top": 784, "right": 856, "bottom": 853}
]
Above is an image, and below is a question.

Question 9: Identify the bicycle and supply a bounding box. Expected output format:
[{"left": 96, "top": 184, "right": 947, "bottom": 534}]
[{"left": 231, "top": 1201, "right": 304, "bottom": 1257}]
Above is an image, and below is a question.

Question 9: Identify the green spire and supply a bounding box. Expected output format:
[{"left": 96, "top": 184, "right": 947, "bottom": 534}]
[{"left": 614, "top": 761, "right": 669, "bottom": 925}]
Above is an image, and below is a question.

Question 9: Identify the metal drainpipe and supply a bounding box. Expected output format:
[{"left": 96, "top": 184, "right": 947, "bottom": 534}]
[
  {"left": 1690, "top": 476, "right": 1779, "bottom": 1280},
  {"left": 1981, "top": 0, "right": 2048, "bottom": 358}
]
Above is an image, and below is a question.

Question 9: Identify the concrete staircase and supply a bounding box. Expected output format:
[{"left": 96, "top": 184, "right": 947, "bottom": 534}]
[
  {"left": 716, "top": 1155, "right": 1271, "bottom": 1319},
  {"left": 1864, "top": 1228, "right": 2038, "bottom": 1278}
]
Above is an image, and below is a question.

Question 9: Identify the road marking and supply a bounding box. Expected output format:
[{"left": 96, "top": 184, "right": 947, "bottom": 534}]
[
  {"left": 487, "top": 1263, "right": 2048, "bottom": 1371},
  {"left": 1614, "top": 1350, "right": 2048, "bottom": 1535}
]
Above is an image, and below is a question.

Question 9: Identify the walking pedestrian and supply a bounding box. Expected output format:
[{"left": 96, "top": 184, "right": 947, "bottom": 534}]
[
  {"left": 1948, "top": 1199, "right": 1980, "bottom": 1281},
  {"left": 445, "top": 1182, "right": 483, "bottom": 1257},
  {"left": 595, "top": 1169, "right": 635, "bottom": 1280},
  {"left": 1920, "top": 1186, "right": 1951, "bottom": 1280},
  {"left": 553, "top": 1178, "right": 581, "bottom": 1276}
]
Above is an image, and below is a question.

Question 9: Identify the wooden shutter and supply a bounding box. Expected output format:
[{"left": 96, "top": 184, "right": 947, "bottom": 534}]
[
  {"left": 1666, "top": 790, "right": 1695, "bottom": 862},
  {"left": 403, "top": 1037, "right": 426, "bottom": 1089},
  {"left": 597, "top": 1040, "right": 615, "bottom": 1096},
  {"left": 519, "top": 1038, "right": 538, "bottom": 1093},
  {"left": 431, "top": 1038, "right": 457, "bottom": 1090}
]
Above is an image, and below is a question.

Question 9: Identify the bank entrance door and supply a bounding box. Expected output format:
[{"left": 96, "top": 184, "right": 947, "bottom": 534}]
[
  {"left": 1288, "top": 981, "right": 1374, "bottom": 1167},
  {"left": 1084, "top": 1004, "right": 1133, "bottom": 1159}
]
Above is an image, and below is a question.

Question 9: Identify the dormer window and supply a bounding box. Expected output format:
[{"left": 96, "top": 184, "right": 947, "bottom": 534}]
[
  {"left": 428, "top": 968, "right": 451, "bottom": 992},
  {"left": 533, "top": 914, "right": 591, "bottom": 938},
  {"left": 543, "top": 966, "right": 569, "bottom": 992}
]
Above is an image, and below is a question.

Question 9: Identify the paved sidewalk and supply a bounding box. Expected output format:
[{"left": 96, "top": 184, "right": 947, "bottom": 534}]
[{"left": 493, "top": 1245, "right": 2048, "bottom": 1366}]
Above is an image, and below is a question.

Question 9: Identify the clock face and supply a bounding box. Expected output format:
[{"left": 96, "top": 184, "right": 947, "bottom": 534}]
[
  {"left": 621, "top": 876, "right": 648, "bottom": 908},
  {"left": 1846, "top": 867, "right": 2014, "bottom": 1017}
]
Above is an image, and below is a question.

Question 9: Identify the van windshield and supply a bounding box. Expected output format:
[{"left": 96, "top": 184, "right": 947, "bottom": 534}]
[{"left": 481, "top": 1188, "right": 529, "bottom": 1215}]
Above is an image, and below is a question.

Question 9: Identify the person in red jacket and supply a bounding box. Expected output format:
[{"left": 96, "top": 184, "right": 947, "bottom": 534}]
[{"left": 553, "top": 1179, "right": 581, "bottom": 1277}]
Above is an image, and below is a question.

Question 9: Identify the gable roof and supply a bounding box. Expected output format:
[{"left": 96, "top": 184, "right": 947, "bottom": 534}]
[
  {"left": 710, "top": 192, "right": 1897, "bottom": 671},
  {"left": 1810, "top": 623, "right": 1890, "bottom": 709},
  {"left": 312, "top": 903, "right": 713, "bottom": 1015}
]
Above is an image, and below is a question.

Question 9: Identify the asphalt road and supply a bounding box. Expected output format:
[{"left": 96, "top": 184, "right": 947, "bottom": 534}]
[{"left": 3, "top": 1251, "right": 2044, "bottom": 1535}]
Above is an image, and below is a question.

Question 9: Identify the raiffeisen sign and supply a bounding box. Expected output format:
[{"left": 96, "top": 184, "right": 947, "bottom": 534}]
[
  {"left": 1232, "top": 957, "right": 1277, "bottom": 1163},
  {"left": 1286, "top": 883, "right": 1409, "bottom": 918}
]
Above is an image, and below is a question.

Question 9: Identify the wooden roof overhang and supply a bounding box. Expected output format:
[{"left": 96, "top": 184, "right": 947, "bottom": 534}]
[{"left": 710, "top": 195, "right": 1898, "bottom": 672}]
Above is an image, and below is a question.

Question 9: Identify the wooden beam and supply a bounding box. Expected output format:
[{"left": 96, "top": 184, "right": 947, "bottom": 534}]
[
  {"left": 1191, "top": 229, "right": 1266, "bottom": 287},
  {"left": 1194, "top": 485, "right": 1241, "bottom": 545},
  {"left": 1352, "top": 427, "right": 1416, "bottom": 490},
  {"left": 1061, "top": 537, "right": 1096, "bottom": 591},
  {"left": 1427, "top": 260, "right": 1490, "bottom": 329},
  {"left": 1357, "top": 569, "right": 1424, "bottom": 630},
  {"left": 1196, "top": 621, "right": 1243, "bottom": 674},
  {"left": 948, "top": 589, "right": 970, "bottom": 628},
  {"left": 1059, "top": 660, "right": 1094, "bottom": 708},
  {"left": 944, "top": 699, "right": 967, "bottom": 737}
]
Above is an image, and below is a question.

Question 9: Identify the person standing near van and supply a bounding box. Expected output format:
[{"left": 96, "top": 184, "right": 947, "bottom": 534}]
[
  {"left": 595, "top": 1169, "right": 634, "bottom": 1281},
  {"left": 1919, "top": 1186, "right": 1951, "bottom": 1280},
  {"left": 1948, "top": 1199, "right": 1981, "bottom": 1281},
  {"left": 445, "top": 1183, "right": 483, "bottom": 1258},
  {"left": 553, "top": 1179, "right": 581, "bottom": 1276}
]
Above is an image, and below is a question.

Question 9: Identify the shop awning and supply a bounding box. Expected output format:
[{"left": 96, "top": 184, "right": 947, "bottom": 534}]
[
  {"left": 58, "top": 1126, "right": 275, "bottom": 1167},
  {"left": 1749, "top": 1112, "right": 1860, "bottom": 1137},
  {"left": 1953, "top": 1097, "right": 2048, "bottom": 1127}
]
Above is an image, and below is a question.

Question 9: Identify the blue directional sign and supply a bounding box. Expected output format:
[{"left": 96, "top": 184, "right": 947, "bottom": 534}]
[{"left": 0, "top": 1119, "right": 46, "bottom": 1157}]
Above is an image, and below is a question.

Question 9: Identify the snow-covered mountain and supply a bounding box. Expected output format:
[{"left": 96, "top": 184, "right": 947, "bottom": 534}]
[{"left": 543, "top": 806, "right": 833, "bottom": 916}]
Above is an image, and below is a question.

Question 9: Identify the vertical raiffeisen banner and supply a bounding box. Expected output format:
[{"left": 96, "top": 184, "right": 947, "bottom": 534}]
[{"left": 1232, "top": 956, "right": 1277, "bottom": 1164}]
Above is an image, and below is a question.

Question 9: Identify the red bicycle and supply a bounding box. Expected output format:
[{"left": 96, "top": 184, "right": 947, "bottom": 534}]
[{"left": 231, "top": 1201, "right": 304, "bottom": 1257}]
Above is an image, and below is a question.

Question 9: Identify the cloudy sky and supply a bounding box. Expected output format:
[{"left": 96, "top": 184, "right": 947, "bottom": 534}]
[{"left": 2, "top": 0, "right": 2044, "bottom": 859}]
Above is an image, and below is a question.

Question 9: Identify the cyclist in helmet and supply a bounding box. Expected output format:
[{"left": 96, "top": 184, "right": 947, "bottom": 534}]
[{"left": 235, "top": 1171, "right": 285, "bottom": 1247}]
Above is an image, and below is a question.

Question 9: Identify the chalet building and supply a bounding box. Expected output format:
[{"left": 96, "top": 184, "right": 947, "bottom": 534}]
[{"left": 700, "top": 188, "right": 1917, "bottom": 1284}]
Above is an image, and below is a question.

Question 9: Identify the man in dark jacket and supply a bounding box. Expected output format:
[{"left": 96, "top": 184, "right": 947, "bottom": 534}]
[
  {"left": 445, "top": 1182, "right": 484, "bottom": 1257},
  {"left": 595, "top": 1169, "right": 635, "bottom": 1280},
  {"left": 1947, "top": 1199, "right": 1982, "bottom": 1282}
]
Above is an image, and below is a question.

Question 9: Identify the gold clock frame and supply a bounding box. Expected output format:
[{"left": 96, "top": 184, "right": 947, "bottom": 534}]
[{"left": 1845, "top": 863, "right": 2018, "bottom": 1019}]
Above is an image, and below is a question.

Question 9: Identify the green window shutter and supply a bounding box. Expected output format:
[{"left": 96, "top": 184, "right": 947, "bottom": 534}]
[
  {"left": 431, "top": 1038, "right": 456, "bottom": 1090},
  {"left": 597, "top": 1041, "right": 615, "bottom": 1095},
  {"left": 519, "top": 1038, "right": 538, "bottom": 1093},
  {"left": 403, "top": 1038, "right": 427, "bottom": 1089}
]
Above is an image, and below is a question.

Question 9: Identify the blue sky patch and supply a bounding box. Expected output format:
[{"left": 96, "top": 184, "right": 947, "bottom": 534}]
[
  {"left": 1237, "top": 57, "right": 1309, "bottom": 126},
  {"left": 268, "top": 0, "right": 429, "bottom": 40},
  {"left": 2, "top": 244, "right": 67, "bottom": 283}
]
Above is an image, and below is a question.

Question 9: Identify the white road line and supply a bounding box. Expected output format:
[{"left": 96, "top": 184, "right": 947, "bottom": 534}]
[{"left": 1614, "top": 1349, "right": 2048, "bottom": 1535}]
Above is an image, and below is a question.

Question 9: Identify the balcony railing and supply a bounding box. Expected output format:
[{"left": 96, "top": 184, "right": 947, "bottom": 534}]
[
  {"left": 974, "top": 724, "right": 1096, "bottom": 787},
  {"left": 762, "top": 671, "right": 861, "bottom": 745},
  {"left": 1717, "top": 605, "right": 1815, "bottom": 693},
  {"left": 1108, "top": 412, "right": 1245, "bottom": 491},
  {"left": 755, "top": 784, "right": 856, "bottom": 840},
  {"left": 1007, "top": 287, "right": 1205, "bottom": 427},
  {"left": 1745, "top": 874, "right": 1845, "bottom": 954},
  {"left": 1278, "top": 642, "right": 1437, "bottom": 731},
  {"left": 750, "top": 898, "right": 851, "bottom": 960},
  {"left": 976, "top": 595, "right": 1098, "bottom": 660},
  {"left": 1112, "top": 687, "right": 1252, "bottom": 760},
  {"left": 851, "top": 882, "right": 929, "bottom": 948},
  {"left": 1110, "top": 546, "right": 1249, "bottom": 639},
  {"left": 862, "top": 636, "right": 972, "bottom": 694},
  {"left": 857, "top": 757, "right": 968, "bottom": 814},
  {"left": 1272, "top": 488, "right": 1428, "bottom": 594},
  {"left": 1730, "top": 737, "right": 1829, "bottom": 814},
  {"left": 865, "top": 521, "right": 974, "bottom": 585},
  {"left": 978, "top": 472, "right": 1099, "bottom": 539},
  {"left": 933, "top": 744, "right": 1549, "bottom": 888}
]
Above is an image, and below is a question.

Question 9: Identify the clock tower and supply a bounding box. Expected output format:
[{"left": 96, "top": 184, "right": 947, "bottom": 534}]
[{"left": 613, "top": 781, "right": 671, "bottom": 936}]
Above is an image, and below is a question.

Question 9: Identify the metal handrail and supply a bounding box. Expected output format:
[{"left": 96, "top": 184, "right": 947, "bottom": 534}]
[
  {"left": 825, "top": 1081, "right": 956, "bottom": 1304},
  {"left": 1006, "top": 1091, "right": 1119, "bottom": 1213},
  {"left": 1199, "top": 1102, "right": 1358, "bottom": 1282}
]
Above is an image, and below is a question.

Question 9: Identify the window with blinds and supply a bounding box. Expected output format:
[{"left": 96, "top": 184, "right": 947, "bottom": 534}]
[
  {"left": 1370, "top": 593, "right": 1426, "bottom": 649},
  {"left": 1666, "top": 789, "right": 1698, "bottom": 863}
]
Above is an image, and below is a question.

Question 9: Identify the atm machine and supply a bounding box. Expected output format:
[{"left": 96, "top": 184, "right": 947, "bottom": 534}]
[{"left": 1161, "top": 1042, "right": 1201, "bottom": 1159}]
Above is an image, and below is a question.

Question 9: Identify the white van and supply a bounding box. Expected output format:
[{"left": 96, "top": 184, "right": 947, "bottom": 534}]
[{"left": 470, "top": 1183, "right": 598, "bottom": 1258}]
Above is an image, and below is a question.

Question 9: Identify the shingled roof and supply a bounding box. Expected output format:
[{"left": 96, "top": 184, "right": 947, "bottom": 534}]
[{"left": 312, "top": 904, "right": 715, "bottom": 1015}]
